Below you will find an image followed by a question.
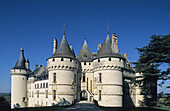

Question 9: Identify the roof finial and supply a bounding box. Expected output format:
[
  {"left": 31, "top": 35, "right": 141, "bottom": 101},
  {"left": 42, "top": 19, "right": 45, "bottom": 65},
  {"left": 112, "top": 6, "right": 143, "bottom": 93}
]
[
  {"left": 70, "top": 43, "right": 73, "bottom": 47},
  {"left": 63, "top": 23, "right": 65, "bottom": 36},
  {"left": 84, "top": 34, "right": 86, "bottom": 41},
  {"left": 21, "top": 42, "right": 23, "bottom": 51},
  {"left": 107, "top": 23, "right": 109, "bottom": 34}
]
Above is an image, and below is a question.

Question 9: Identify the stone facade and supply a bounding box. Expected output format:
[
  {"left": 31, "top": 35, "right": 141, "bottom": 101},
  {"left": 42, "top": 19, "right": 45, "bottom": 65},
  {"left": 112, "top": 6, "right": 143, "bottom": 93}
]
[{"left": 11, "top": 29, "right": 145, "bottom": 109}]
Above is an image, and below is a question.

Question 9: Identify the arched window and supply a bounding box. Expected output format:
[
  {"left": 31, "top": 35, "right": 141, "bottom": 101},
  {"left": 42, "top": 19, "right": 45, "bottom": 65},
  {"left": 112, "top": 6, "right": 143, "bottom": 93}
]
[
  {"left": 84, "top": 62, "right": 86, "bottom": 65},
  {"left": 70, "top": 59, "right": 72, "bottom": 62},
  {"left": 52, "top": 58, "right": 55, "bottom": 62},
  {"left": 98, "top": 59, "right": 100, "bottom": 62},
  {"left": 109, "top": 58, "right": 111, "bottom": 61}
]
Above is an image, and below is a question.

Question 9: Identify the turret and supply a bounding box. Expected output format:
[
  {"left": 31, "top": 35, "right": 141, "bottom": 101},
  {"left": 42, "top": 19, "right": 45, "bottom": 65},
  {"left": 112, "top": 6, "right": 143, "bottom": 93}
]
[
  {"left": 93, "top": 27, "right": 125, "bottom": 107},
  {"left": 11, "top": 47, "right": 28, "bottom": 108},
  {"left": 53, "top": 38, "right": 57, "bottom": 54},
  {"left": 47, "top": 27, "right": 78, "bottom": 105}
]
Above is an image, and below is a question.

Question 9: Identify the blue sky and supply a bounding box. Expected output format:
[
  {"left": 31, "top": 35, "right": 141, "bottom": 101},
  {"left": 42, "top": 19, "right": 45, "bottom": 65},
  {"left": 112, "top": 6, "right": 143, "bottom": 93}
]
[{"left": 0, "top": 0, "right": 169, "bottom": 93}]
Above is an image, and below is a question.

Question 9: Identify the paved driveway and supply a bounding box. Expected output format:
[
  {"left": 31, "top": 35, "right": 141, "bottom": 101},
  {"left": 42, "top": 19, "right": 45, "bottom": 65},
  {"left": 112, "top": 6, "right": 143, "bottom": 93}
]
[{"left": 59, "top": 101, "right": 104, "bottom": 111}]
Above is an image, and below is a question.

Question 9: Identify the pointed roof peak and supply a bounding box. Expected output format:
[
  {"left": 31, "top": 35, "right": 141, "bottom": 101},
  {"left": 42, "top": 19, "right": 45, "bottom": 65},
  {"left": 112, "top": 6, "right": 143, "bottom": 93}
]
[
  {"left": 13, "top": 47, "right": 26, "bottom": 70},
  {"left": 77, "top": 36, "right": 93, "bottom": 62},
  {"left": 97, "top": 32, "right": 116, "bottom": 58},
  {"left": 51, "top": 34, "right": 75, "bottom": 58}
]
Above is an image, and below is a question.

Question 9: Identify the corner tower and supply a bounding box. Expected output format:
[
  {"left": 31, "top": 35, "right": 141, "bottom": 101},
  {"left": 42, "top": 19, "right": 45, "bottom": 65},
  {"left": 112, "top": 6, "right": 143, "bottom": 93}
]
[
  {"left": 11, "top": 47, "right": 28, "bottom": 108},
  {"left": 93, "top": 27, "right": 125, "bottom": 107},
  {"left": 47, "top": 29, "right": 78, "bottom": 105}
]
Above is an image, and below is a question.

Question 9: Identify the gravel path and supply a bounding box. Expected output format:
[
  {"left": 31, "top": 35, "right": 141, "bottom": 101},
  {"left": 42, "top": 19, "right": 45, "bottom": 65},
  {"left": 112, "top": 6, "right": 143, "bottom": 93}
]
[{"left": 58, "top": 101, "right": 104, "bottom": 111}]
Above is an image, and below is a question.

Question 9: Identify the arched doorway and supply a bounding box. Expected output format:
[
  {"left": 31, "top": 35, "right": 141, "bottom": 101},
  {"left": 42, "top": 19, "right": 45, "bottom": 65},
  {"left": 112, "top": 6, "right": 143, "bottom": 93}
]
[{"left": 80, "top": 90, "right": 87, "bottom": 101}]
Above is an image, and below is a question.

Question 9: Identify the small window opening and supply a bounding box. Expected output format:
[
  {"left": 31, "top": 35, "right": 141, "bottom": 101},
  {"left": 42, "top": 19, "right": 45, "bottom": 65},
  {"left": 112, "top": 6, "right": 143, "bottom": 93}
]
[
  {"left": 52, "top": 58, "right": 55, "bottom": 62},
  {"left": 99, "top": 90, "right": 101, "bottom": 101},
  {"left": 70, "top": 59, "right": 72, "bottom": 62},
  {"left": 53, "top": 73, "right": 56, "bottom": 82},
  {"left": 89, "top": 63, "right": 91, "bottom": 65},
  {"left": 109, "top": 58, "right": 111, "bottom": 61},
  {"left": 61, "top": 58, "right": 64, "bottom": 61},
  {"left": 84, "top": 62, "right": 86, "bottom": 65},
  {"left": 53, "top": 90, "right": 56, "bottom": 100},
  {"left": 99, "top": 73, "right": 102, "bottom": 82},
  {"left": 98, "top": 59, "right": 100, "bottom": 62},
  {"left": 83, "top": 73, "right": 85, "bottom": 82}
]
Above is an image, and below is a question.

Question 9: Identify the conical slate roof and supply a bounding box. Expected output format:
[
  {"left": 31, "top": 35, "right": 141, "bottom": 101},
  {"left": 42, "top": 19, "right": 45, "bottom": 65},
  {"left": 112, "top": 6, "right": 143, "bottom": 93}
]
[
  {"left": 51, "top": 35, "right": 75, "bottom": 58},
  {"left": 13, "top": 47, "right": 26, "bottom": 70},
  {"left": 70, "top": 45, "right": 76, "bottom": 57},
  {"left": 77, "top": 37, "right": 93, "bottom": 62},
  {"left": 97, "top": 33, "right": 121, "bottom": 58}
]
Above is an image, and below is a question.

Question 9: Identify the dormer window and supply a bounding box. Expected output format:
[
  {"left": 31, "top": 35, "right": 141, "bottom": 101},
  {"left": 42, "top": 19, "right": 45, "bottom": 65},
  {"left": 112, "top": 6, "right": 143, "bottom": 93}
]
[{"left": 84, "top": 54, "right": 87, "bottom": 58}]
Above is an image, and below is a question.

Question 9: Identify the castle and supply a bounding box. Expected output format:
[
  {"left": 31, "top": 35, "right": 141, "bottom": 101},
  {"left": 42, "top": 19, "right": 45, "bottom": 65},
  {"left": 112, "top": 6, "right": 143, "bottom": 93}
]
[{"left": 10, "top": 28, "right": 144, "bottom": 109}]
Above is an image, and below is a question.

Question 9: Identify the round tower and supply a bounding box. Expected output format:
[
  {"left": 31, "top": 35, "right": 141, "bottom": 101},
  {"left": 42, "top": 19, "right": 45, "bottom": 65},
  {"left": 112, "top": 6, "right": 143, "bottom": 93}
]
[
  {"left": 93, "top": 29, "right": 125, "bottom": 107},
  {"left": 47, "top": 31, "right": 78, "bottom": 106},
  {"left": 11, "top": 47, "right": 28, "bottom": 108}
]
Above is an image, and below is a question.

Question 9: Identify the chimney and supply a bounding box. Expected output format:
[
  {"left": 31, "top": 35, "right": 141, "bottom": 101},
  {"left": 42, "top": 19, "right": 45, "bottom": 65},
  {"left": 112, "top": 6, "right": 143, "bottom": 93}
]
[
  {"left": 98, "top": 43, "right": 102, "bottom": 51},
  {"left": 123, "top": 53, "right": 127, "bottom": 59},
  {"left": 53, "top": 38, "right": 57, "bottom": 54},
  {"left": 35, "top": 64, "right": 38, "bottom": 69},
  {"left": 112, "top": 33, "right": 119, "bottom": 53},
  {"left": 25, "top": 59, "right": 30, "bottom": 69}
]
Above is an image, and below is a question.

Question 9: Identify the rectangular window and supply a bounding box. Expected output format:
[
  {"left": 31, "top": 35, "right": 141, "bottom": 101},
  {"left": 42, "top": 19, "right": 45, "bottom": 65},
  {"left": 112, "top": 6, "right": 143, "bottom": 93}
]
[
  {"left": 99, "top": 90, "right": 101, "bottom": 101},
  {"left": 32, "top": 91, "right": 34, "bottom": 97},
  {"left": 99, "top": 73, "right": 102, "bottom": 82},
  {"left": 83, "top": 73, "right": 85, "bottom": 82},
  {"left": 37, "top": 90, "right": 39, "bottom": 98},
  {"left": 35, "top": 84, "right": 36, "bottom": 89},
  {"left": 46, "top": 83, "right": 48, "bottom": 88},
  {"left": 53, "top": 90, "right": 56, "bottom": 100},
  {"left": 53, "top": 73, "right": 56, "bottom": 82},
  {"left": 37, "top": 84, "right": 39, "bottom": 88},
  {"left": 43, "top": 83, "right": 45, "bottom": 88},
  {"left": 45, "top": 90, "right": 48, "bottom": 98},
  {"left": 40, "top": 83, "right": 42, "bottom": 88}
]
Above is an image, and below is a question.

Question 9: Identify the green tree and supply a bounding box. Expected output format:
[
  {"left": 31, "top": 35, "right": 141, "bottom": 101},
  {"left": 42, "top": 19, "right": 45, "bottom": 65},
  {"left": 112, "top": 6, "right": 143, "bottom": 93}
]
[{"left": 133, "top": 34, "right": 170, "bottom": 106}]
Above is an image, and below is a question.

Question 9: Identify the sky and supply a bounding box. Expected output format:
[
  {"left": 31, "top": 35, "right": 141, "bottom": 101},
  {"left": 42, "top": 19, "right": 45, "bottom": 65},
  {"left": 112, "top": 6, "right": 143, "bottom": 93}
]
[{"left": 0, "top": 0, "right": 169, "bottom": 93}]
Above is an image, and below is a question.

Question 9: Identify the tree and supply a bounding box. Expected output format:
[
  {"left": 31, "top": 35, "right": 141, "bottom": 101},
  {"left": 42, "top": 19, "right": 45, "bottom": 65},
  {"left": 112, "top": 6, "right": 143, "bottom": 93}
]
[{"left": 133, "top": 34, "right": 170, "bottom": 106}]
